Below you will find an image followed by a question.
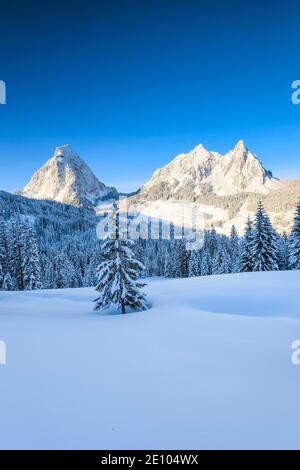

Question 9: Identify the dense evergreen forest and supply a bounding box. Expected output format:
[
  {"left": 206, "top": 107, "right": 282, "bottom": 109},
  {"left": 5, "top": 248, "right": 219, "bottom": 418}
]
[{"left": 0, "top": 191, "right": 299, "bottom": 291}]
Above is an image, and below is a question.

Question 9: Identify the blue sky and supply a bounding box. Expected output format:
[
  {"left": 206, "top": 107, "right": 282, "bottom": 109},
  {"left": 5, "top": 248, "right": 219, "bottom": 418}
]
[{"left": 0, "top": 0, "right": 300, "bottom": 193}]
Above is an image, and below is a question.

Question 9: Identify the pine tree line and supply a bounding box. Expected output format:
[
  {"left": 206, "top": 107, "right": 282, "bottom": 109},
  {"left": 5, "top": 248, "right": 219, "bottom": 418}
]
[
  {"left": 135, "top": 200, "right": 300, "bottom": 278},
  {"left": 1, "top": 192, "right": 300, "bottom": 291},
  {"left": 0, "top": 216, "right": 42, "bottom": 290},
  {"left": 0, "top": 190, "right": 102, "bottom": 291},
  {"left": 239, "top": 201, "right": 296, "bottom": 273}
]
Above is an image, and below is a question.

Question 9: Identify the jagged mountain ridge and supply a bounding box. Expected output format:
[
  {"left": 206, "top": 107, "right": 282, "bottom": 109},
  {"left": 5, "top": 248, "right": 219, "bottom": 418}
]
[
  {"left": 23, "top": 145, "right": 118, "bottom": 207},
  {"left": 139, "top": 140, "right": 280, "bottom": 200},
  {"left": 20, "top": 141, "right": 299, "bottom": 234},
  {"left": 127, "top": 140, "right": 299, "bottom": 235}
]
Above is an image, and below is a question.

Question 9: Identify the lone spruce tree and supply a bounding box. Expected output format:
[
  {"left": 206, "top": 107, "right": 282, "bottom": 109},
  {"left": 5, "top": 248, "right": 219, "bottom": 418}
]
[{"left": 94, "top": 208, "right": 147, "bottom": 314}]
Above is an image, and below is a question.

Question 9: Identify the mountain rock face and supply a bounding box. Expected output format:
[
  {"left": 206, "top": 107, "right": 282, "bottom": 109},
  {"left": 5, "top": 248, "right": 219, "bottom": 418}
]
[
  {"left": 21, "top": 141, "right": 299, "bottom": 235},
  {"left": 139, "top": 140, "right": 280, "bottom": 200},
  {"left": 127, "top": 141, "right": 298, "bottom": 235},
  {"left": 23, "top": 145, "right": 118, "bottom": 207}
]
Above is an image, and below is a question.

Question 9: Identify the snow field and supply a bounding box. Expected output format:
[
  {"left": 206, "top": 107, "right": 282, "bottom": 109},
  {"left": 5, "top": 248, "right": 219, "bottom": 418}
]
[{"left": 0, "top": 271, "right": 300, "bottom": 449}]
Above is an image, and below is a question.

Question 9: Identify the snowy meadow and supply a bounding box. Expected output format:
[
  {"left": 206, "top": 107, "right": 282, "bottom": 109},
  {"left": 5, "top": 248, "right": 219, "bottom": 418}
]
[{"left": 1, "top": 271, "right": 300, "bottom": 450}]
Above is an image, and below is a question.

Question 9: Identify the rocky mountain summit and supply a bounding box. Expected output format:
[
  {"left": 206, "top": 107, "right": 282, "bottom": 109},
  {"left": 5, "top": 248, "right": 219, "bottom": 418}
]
[
  {"left": 23, "top": 145, "right": 118, "bottom": 207},
  {"left": 139, "top": 140, "right": 280, "bottom": 200}
]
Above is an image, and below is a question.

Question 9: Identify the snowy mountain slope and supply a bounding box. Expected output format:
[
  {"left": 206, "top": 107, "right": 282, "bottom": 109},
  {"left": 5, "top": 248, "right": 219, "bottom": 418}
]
[
  {"left": 125, "top": 186, "right": 300, "bottom": 236},
  {"left": 126, "top": 141, "right": 299, "bottom": 235},
  {"left": 0, "top": 271, "right": 300, "bottom": 449},
  {"left": 23, "top": 145, "right": 118, "bottom": 207},
  {"left": 139, "top": 140, "right": 281, "bottom": 199},
  {"left": 20, "top": 140, "right": 300, "bottom": 234}
]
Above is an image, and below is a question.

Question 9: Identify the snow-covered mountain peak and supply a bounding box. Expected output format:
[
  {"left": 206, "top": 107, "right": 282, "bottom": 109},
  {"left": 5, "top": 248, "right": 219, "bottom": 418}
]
[
  {"left": 222, "top": 140, "right": 275, "bottom": 178},
  {"left": 225, "top": 140, "right": 257, "bottom": 162},
  {"left": 139, "top": 141, "right": 280, "bottom": 199},
  {"left": 232, "top": 139, "right": 248, "bottom": 154},
  {"left": 53, "top": 144, "right": 78, "bottom": 161},
  {"left": 189, "top": 143, "right": 211, "bottom": 156},
  {"left": 23, "top": 145, "right": 118, "bottom": 207}
]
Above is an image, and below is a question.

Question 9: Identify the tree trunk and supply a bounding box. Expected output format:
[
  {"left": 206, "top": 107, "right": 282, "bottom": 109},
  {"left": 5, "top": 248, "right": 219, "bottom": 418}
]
[{"left": 121, "top": 300, "right": 125, "bottom": 314}]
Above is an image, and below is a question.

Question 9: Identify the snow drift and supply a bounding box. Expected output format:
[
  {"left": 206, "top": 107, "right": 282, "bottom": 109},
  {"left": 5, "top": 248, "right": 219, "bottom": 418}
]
[{"left": 0, "top": 271, "right": 300, "bottom": 449}]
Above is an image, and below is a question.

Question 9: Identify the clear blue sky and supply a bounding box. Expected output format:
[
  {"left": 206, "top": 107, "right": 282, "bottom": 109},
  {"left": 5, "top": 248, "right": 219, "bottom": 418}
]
[{"left": 0, "top": 0, "right": 300, "bottom": 193}]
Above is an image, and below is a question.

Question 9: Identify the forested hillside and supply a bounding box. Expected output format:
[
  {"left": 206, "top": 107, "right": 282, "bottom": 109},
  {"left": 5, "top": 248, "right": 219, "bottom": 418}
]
[{"left": 0, "top": 191, "right": 299, "bottom": 291}]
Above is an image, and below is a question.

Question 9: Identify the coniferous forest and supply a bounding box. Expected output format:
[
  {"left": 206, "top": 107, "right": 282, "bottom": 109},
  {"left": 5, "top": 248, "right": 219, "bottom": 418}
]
[{"left": 0, "top": 190, "right": 300, "bottom": 291}]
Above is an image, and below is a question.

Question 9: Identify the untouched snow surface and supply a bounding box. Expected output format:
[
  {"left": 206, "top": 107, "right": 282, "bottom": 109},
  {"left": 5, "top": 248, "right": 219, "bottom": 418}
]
[{"left": 0, "top": 271, "right": 300, "bottom": 450}]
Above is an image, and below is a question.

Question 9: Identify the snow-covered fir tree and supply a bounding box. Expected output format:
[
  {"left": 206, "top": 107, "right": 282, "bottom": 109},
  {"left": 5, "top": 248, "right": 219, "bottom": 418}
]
[
  {"left": 0, "top": 218, "right": 8, "bottom": 274},
  {"left": 41, "top": 254, "right": 55, "bottom": 289},
  {"left": 0, "top": 262, "right": 4, "bottom": 289},
  {"left": 82, "top": 261, "right": 98, "bottom": 287},
  {"left": 21, "top": 222, "right": 43, "bottom": 290},
  {"left": 165, "top": 240, "right": 182, "bottom": 278},
  {"left": 200, "top": 248, "right": 212, "bottom": 275},
  {"left": 212, "top": 242, "right": 231, "bottom": 274},
  {"left": 240, "top": 217, "right": 254, "bottom": 272},
  {"left": 251, "top": 202, "right": 279, "bottom": 271},
  {"left": 278, "top": 232, "right": 290, "bottom": 271},
  {"left": 7, "top": 217, "right": 25, "bottom": 290},
  {"left": 289, "top": 200, "right": 300, "bottom": 269},
  {"left": 94, "top": 210, "right": 147, "bottom": 314},
  {"left": 188, "top": 249, "right": 201, "bottom": 277},
  {"left": 53, "top": 252, "right": 79, "bottom": 289},
  {"left": 2, "top": 272, "right": 16, "bottom": 291},
  {"left": 229, "top": 225, "right": 240, "bottom": 273},
  {"left": 178, "top": 239, "right": 189, "bottom": 277},
  {"left": 206, "top": 227, "right": 218, "bottom": 259}
]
